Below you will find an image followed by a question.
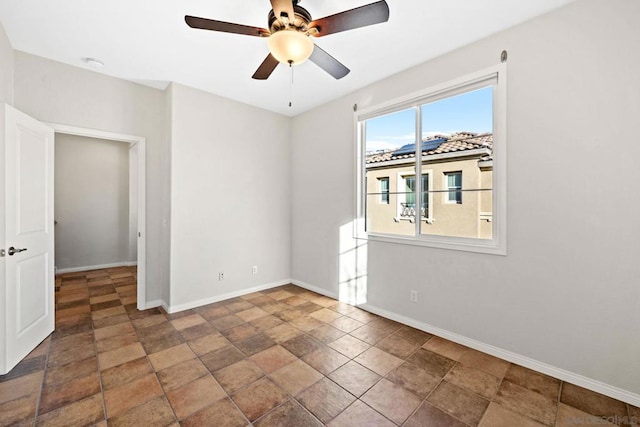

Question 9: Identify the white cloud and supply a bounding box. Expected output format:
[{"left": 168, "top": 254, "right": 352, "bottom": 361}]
[{"left": 365, "top": 140, "right": 403, "bottom": 152}]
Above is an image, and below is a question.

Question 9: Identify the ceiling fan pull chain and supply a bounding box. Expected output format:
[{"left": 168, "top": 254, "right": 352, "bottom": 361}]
[{"left": 289, "top": 60, "right": 294, "bottom": 107}]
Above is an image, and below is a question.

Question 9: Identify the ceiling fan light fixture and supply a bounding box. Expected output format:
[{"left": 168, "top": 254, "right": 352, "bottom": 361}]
[{"left": 267, "top": 29, "right": 314, "bottom": 65}]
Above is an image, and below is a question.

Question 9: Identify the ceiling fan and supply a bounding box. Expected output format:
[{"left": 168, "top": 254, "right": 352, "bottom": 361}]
[{"left": 185, "top": 0, "right": 390, "bottom": 80}]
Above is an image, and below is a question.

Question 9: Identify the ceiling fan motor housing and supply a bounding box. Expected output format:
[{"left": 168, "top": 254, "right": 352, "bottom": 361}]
[{"left": 268, "top": 4, "right": 312, "bottom": 33}]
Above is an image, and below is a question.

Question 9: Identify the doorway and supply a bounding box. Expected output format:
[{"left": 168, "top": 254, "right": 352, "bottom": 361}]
[{"left": 47, "top": 123, "right": 146, "bottom": 310}]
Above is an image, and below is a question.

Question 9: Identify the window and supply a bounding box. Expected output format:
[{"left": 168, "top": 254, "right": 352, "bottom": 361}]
[
  {"left": 356, "top": 64, "right": 507, "bottom": 254},
  {"left": 445, "top": 172, "right": 462, "bottom": 204},
  {"left": 379, "top": 177, "right": 389, "bottom": 204},
  {"left": 399, "top": 174, "right": 429, "bottom": 221}
]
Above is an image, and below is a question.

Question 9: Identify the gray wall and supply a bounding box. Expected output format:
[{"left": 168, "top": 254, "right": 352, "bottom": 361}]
[
  {"left": 167, "top": 83, "right": 291, "bottom": 309},
  {"left": 54, "top": 134, "right": 130, "bottom": 270},
  {"left": 0, "top": 23, "right": 11, "bottom": 105},
  {"left": 0, "top": 23, "right": 11, "bottom": 363},
  {"left": 13, "top": 51, "right": 166, "bottom": 303},
  {"left": 291, "top": 0, "right": 640, "bottom": 397}
]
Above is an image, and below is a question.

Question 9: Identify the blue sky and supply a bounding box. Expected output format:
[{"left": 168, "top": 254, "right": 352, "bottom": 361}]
[{"left": 365, "top": 86, "right": 493, "bottom": 152}]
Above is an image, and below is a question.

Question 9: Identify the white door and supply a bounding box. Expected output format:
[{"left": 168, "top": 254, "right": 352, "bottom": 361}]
[{"left": 1, "top": 105, "right": 54, "bottom": 375}]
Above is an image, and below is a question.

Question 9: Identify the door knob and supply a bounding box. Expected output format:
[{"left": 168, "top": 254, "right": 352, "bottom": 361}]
[{"left": 8, "top": 247, "right": 27, "bottom": 256}]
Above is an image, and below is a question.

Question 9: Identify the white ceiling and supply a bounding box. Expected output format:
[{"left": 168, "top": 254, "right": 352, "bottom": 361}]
[{"left": 0, "top": 0, "right": 575, "bottom": 117}]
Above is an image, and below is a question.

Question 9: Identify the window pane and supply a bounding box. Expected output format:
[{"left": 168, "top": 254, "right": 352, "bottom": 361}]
[
  {"left": 379, "top": 177, "right": 389, "bottom": 204},
  {"left": 364, "top": 107, "right": 416, "bottom": 235},
  {"left": 445, "top": 172, "right": 462, "bottom": 204},
  {"left": 419, "top": 87, "right": 493, "bottom": 239}
]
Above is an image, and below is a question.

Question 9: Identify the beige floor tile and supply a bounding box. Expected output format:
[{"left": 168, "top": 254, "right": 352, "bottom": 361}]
[
  {"left": 504, "top": 364, "right": 561, "bottom": 400},
  {"left": 166, "top": 375, "right": 226, "bottom": 420},
  {"left": 330, "top": 316, "right": 364, "bottom": 333},
  {"left": 375, "top": 333, "right": 420, "bottom": 359},
  {"left": 328, "top": 334, "right": 370, "bottom": 359},
  {"left": 362, "top": 378, "right": 422, "bottom": 425},
  {"left": 232, "top": 378, "right": 289, "bottom": 421},
  {"left": 147, "top": 342, "right": 195, "bottom": 371},
  {"left": 309, "top": 308, "right": 343, "bottom": 323},
  {"left": 188, "top": 333, "right": 230, "bottom": 356},
  {"left": 405, "top": 402, "right": 468, "bottom": 427},
  {"left": 445, "top": 364, "right": 502, "bottom": 400},
  {"left": 250, "top": 345, "right": 298, "bottom": 373},
  {"left": 0, "top": 371, "right": 44, "bottom": 404},
  {"left": 104, "top": 374, "right": 164, "bottom": 418},
  {"left": 94, "top": 321, "right": 135, "bottom": 341},
  {"left": 181, "top": 397, "right": 248, "bottom": 427},
  {"left": 214, "top": 360, "right": 264, "bottom": 394},
  {"left": 297, "top": 378, "right": 356, "bottom": 423},
  {"left": 0, "top": 392, "right": 39, "bottom": 425},
  {"left": 170, "top": 314, "right": 206, "bottom": 330},
  {"left": 428, "top": 381, "right": 491, "bottom": 426},
  {"left": 264, "top": 323, "right": 303, "bottom": 343},
  {"left": 494, "top": 380, "right": 558, "bottom": 426},
  {"left": 107, "top": 396, "right": 176, "bottom": 427},
  {"left": 302, "top": 347, "right": 350, "bottom": 376},
  {"left": 354, "top": 347, "right": 403, "bottom": 376},
  {"left": 236, "top": 307, "right": 270, "bottom": 322},
  {"left": 328, "top": 400, "right": 394, "bottom": 427},
  {"left": 560, "top": 382, "right": 628, "bottom": 420},
  {"left": 458, "top": 349, "right": 510, "bottom": 378},
  {"left": 386, "top": 362, "right": 441, "bottom": 399},
  {"left": 270, "top": 359, "right": 324, "bottom": 395},
  {"left": 157, "top": 359, "right": 210, "bottom": 392},
  {"left": 98, "top": 342, "right": 146, "bottom": 370},
  {"left": 555, "top": 403, "right": 617, "bottom": 427},
  {"left": 423, "top": 336, "right": 469, "bottom": 361},
  {"left": 37, "top": 394, "right": 105, "bottom": 427},
  {"left": 406, "top": 348, "right": 455, "bottom": 378},
  {"left": 254, "top": 399, "right": 323, "bottom": 427},
  {"left": 328, "top": 361, "right": 381, "bottom": 397},
  {"left": 101, "top": 357, "right": 153, "bottom": 390},
  {"left": 479, "top": 402, "right": 547, "bottom": 426}
]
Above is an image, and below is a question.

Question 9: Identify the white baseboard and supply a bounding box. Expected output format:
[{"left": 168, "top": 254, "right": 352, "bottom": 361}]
[
  {"left": 56, "top": 262, "right": 137, "bottom": 274},
  {"left": 141, "top": 299, "right": 164, "bottom": 310},
  {"left": 290, "top": 279, "right": 339, "bottom": 300},
  {"left": 291, "top": 278, "right": 640, "bottom": 407},
  {"left": 164, "top": 279, "right": 293, "bottom": 314}
]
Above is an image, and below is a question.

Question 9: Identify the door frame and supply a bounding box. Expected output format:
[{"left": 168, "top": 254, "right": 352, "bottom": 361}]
[{"left": 46, "top": 123, "right": 147, "bottom": 310}]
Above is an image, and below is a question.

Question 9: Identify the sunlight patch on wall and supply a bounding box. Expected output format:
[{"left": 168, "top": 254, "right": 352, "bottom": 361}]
[{"left": 338, "top": 220, "right": 368, "bottom": 305}]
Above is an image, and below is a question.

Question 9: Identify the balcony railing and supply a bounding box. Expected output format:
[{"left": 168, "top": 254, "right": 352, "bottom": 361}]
[{"left": 399, "top": 203, "right": 428, "bottom": 219}]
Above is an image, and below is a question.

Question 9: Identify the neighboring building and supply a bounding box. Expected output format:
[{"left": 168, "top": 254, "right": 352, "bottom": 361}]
[{"left": 365, "top": 132, "right": 493, "bottom": 239}]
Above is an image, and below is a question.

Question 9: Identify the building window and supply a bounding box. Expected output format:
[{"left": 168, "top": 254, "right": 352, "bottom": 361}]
[
  {"left": 399, "top": 174, "right": 429, "bottom": 221},
  {"left": 356, "top": 64, "right": 507, "bottom": 255},
  {"left": 445, "top": 172, "right": 462, "bottom": 204},
  {"left": 379, "top": 177, "right": 389, "bottom": 204}
]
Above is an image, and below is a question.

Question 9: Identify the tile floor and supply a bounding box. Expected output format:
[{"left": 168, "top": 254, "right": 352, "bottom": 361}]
[{"left": 1, "top": 267, "right": 638, "bottom": 426}]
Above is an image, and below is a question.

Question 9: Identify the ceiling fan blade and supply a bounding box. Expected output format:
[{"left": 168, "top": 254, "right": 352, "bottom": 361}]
[
  {"left": 309, "top": 45, "right": 350, "bottom": 80},
  {"left": 270, "top": 0, "right": 295, "bottom": 22},
  {"left": 185, "top": 15, "right": 269, "bottom": 37},
  {"left": 252, "top": 54, "right": 280, "bottom": 80},
  {"left": 309, "top": 0, "right": 390, "bottom": 37}
]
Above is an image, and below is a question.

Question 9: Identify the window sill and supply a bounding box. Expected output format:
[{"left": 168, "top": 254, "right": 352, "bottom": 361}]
[
  {"left": 356, "top": 231, "right": 506, "bottom": 256},
  {"left": 393, "top": 217, "right": 434, "bottom": 224}
]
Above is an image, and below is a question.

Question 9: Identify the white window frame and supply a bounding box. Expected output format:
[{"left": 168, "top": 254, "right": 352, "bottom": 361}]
[
  {"left": 396, "top": 171, "right": 433, "bottom": 224},
  {"left": 355, "top": 64, "right": 507, "bottom": 255},
  {"left": 378, "top": 177, "right": 390, "bottom": 204},
  {"left": 444, "top": 171, "right": 463, "bottom": 204}
]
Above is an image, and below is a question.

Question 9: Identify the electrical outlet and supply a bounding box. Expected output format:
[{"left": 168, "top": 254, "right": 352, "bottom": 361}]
[
  {"left": 410, "top": 290, "right": 418, "bottom": 303},
  {"left": 252, "top": 265, "right": 258, "bottom": 275},
  {"left": 218, "top": 272, "right": 224, "bottom": 281}
]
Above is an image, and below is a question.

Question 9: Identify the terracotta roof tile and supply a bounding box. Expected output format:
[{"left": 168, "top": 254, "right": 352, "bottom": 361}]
[{"left": 366, "top": 132, "right": 492, "bottom": 165}]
